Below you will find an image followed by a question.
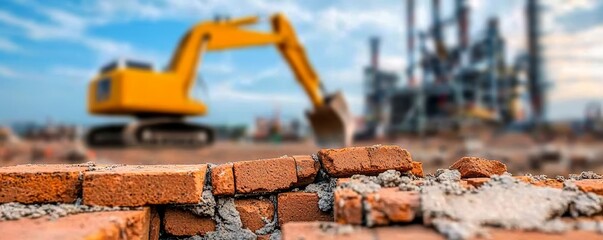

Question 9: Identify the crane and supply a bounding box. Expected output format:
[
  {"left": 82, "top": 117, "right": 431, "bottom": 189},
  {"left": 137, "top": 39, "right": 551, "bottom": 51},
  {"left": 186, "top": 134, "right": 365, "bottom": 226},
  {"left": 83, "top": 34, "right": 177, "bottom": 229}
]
[{"left": 86, "top": 14, "right": 354, "bottom": 148}]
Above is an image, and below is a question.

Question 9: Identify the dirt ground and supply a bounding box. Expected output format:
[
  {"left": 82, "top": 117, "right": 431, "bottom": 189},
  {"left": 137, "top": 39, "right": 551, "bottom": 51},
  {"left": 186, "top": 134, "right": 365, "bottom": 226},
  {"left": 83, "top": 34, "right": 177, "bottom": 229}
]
[{"left": 2, "top": 135, "right": 603, "bottom": 177}]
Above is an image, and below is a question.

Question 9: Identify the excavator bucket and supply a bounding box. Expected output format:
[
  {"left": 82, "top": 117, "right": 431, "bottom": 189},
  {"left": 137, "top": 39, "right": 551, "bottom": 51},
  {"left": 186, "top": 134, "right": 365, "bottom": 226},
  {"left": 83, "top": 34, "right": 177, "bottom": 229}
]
[{"left": 306, "top": 91, "right": 355, "bottom": 148}]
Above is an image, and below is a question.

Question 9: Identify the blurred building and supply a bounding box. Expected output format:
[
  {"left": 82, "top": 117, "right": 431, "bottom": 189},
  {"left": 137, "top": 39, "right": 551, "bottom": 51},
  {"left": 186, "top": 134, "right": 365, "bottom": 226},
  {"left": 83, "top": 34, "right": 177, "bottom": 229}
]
[{"left": 359, "top": 37, "right": 399, "bottom": 139}]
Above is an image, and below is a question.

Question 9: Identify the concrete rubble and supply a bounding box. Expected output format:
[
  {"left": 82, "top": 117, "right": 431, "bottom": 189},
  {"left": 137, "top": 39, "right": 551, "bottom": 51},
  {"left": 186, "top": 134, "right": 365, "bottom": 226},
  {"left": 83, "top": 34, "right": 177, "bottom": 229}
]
[{"left": 1, "top": 145, "right": 603, "bottom": 240}]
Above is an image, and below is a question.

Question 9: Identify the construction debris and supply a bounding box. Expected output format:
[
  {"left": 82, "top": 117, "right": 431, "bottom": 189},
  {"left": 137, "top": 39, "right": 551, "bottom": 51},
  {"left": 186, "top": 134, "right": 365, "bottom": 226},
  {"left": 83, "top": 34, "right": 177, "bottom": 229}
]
[{"left": 1, "top": 144, "right": 603, "bottom": 240}]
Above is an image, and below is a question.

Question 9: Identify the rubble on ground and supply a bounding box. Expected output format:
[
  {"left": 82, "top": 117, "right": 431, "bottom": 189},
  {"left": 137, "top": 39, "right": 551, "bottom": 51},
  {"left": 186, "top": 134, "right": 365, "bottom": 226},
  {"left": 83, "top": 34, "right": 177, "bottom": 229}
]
[{"left": 1, "top": 145, "right": 603, "bottom": 240}]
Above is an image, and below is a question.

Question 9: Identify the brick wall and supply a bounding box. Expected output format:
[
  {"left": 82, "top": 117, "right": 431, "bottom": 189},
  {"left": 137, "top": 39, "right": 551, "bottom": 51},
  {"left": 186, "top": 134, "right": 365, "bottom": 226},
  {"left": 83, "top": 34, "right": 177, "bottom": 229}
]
[{"left": 1, "top": 145, "right": 603, "bottom": 240}]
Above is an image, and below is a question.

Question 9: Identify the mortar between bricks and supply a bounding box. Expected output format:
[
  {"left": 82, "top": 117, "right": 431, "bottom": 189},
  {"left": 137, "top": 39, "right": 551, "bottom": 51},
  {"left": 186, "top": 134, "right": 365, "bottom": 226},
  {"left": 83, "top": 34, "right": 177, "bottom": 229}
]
[{"left": 4, "top": 145, "right": 603, "bottom": 240}]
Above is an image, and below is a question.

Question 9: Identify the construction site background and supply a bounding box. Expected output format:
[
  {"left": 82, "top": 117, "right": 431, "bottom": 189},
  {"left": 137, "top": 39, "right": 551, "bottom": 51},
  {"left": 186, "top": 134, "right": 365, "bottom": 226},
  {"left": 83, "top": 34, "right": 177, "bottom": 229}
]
[{"left": 2, "top": 0, "right": 603, "bottom": 178}]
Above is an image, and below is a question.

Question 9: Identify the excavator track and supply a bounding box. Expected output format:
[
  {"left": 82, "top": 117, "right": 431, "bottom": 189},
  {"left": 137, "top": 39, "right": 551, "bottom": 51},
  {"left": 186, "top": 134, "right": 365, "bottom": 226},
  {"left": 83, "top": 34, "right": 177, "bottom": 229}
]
[{"left": 86, "top": 118, "right": 214, "bottom": 148}]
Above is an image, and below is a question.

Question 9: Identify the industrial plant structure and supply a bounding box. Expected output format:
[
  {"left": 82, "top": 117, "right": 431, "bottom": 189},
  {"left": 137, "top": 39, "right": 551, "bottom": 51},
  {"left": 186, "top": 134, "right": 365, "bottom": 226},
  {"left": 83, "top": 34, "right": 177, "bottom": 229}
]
[{"left": 361, "top": 0, "right": 546, "bottom": 137}]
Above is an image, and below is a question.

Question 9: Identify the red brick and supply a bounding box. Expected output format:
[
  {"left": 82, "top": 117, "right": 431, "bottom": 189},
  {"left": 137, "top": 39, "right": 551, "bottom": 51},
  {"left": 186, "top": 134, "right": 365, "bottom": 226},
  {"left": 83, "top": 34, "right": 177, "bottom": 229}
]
[
  {"left": 510, "top": 176, "right": 564, "bottom": 189},
  {"left": 450, "top": 157, "right": 507, "bottom": 178},
  {"left": 149, "top": 207, "right": 161, "bottom": 240},
  {"left": 282, "top": 222, "right": 374, "bottom": 240},
  {"left": 83, "top": 165, "right": 206, "bottom": 206},
  {"left": 576, "top": 179, "right": 603, "bottom": 195},
  {"left": 411, "top": 161, "right": 424, "bottom": 177},
  {"left": 257, "top": 234, "right": 272, "bottom": 240},
  {"left": 486, "top": 228, "right": 603, "bottom": 240},
  {"left": 0, "top": 164, "right": 87, "bottom": 204},
  {"left": 293, "top": 155, "right": 320, "bottom": 186},
  {"left": 364, "top": 188, "right": 420, "bottom": 226},
  {"left": 234, "top": 157, "right": 297, "bottom": 194},
  {"left": 211, "top": 163, "right": 235, "bottom": 196},
  {"left": 0, "top": 208, "right": 150, "bottom": 240},
  {"left": 318, "top": 145, "right": 413, "bottom": 177},
  {"left": 465, "top": 178, "right": 490, "bottom": 188},
  {"left": 235, "top": 198, "right": 275, "bottom": 232},
  {"left": 278, "top": 192, "right": 332, "bottom": 226},
  {"left": 334, "top": 188, "right": 362, "bottom": 225},
  {"left": 163, "top": 208, "right": 216, "bottom": 236},
  {"left": 530, "top": 178, "right": 564, "bottom": 189},
  {"left": 336, "top": 178, "right": 351, "bottom": 186},
  {"left": 374, "top": 225, "right": 444, "bottom": 240}
]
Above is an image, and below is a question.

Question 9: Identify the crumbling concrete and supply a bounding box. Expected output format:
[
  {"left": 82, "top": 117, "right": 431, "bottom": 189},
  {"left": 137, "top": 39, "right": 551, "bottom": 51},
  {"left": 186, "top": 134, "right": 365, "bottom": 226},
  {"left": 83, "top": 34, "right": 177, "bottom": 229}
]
[
  {"left": 255, "top": 195, "right": 278, "bottom": 235},
  {"left": 422, "top": 174, "right": 603, "bottom": 239},
  {"left": 181, "top": 189, "right": 216, "bottom": 217},
  {"left": 569, "top": 171, "right": 603, "bottom": 180},
  {"left": 204, "top": 198, "right": 256, "bottom": 240},
  {"left": 304, "top": 178, "right": 337, "bottom": 212}
]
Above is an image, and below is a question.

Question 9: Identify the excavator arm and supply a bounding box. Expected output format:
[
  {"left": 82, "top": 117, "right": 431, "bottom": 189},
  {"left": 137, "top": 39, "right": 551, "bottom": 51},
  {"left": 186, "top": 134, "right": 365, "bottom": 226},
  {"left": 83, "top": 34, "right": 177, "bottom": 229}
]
[
  {"left": 167, "top": 14, "right": 324, "bottom": 108},
  {"left": 165, "top": 14, "right": 353, "bottom": 146}
]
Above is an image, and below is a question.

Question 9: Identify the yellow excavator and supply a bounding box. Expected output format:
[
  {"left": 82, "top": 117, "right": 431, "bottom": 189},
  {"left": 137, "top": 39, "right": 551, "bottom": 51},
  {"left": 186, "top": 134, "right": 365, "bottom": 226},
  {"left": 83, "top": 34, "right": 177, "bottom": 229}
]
[{"left": 86, "top": 14, "right": 354, "bottom": 148}]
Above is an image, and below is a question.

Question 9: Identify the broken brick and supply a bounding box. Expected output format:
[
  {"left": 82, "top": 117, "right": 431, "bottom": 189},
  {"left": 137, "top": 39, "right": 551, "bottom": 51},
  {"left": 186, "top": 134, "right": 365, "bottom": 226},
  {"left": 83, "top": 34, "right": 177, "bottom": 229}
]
[
  {"left": 235, "top": 198, "right": 275, "bottom": 232},
  {"left": 0, "top": 208, "right": 150, "bottom": 240},
  {"left": 364, "top": 188, "right": 420, "bottom": 226},
  {"left": 292, "top": 155, "right": 320, "bottom": 186},
  {"left": 465, "top": 178, "right": 490, "bottom": 188},
  {"left": 333, "top": 188, "right": 363, "bottom": 225},
  {"left": 149, "top": 207, "right": 161, "bottom": 240},
  {"left": 576, "top": 179, "right": 603, "bottom": 195},
  {"left": 234, "top": 157, "right": 297, "bottom": 194},
  {"left": 211, "top": 163, "right": 235, "bottom": 196},
  {"left": 278, "top": 192, "right": 332, "bottom": 226},
  {"left": 530, "top": 178, "right": 564, "bottom": 189},
  {"left": 488, "top": 228, "right": 603, "bottom": 240},
  {"left": 411, "top": 161, "right": 424, "bottom": 177},
  {"left": 0, "top": 164, "right": 87, "bottom": 204},
  {"left": 318, "top": 145, "right": 413, "bottom": 177},
  {"left": 374, "top": 225, "right": 444, "bottom": 240},
  {"left": 281, "top": 222, "right": 374, "bottom": 240},
  {"left": 450, "top": 157, "right": 507, "bottom": 178},
  {"left": 163, "top": 208, "right": 216, "bottom": 236},
  {"left": 83, "top": 165, "right": 206, "bottom": 206}
]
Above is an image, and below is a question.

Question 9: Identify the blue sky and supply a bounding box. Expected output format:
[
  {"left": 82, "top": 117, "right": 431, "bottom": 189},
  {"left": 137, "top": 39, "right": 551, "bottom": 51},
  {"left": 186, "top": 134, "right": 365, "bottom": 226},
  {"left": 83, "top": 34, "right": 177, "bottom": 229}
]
[{"left": 0, "top": 0, "right": 602, "bottom": 127}]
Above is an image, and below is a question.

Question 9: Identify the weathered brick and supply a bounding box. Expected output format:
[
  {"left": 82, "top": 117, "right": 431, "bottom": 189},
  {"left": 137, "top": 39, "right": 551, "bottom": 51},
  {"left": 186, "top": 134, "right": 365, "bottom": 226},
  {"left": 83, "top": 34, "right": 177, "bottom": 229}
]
[
  {"left": 83, "top": 165, "right": 206, "bottom": 206},
  {"left": 411, "top": 161, "right": 424, "bottom": 177},
  {"left": 364, "top": 188, "right": 420, "bottom": 226},
  {"left": 0, "top": 208, "right": 150, "bottom": 240},
  {"left": 235, "top": 198, "right": 275, "bottom": 232},
  {"left": 234, "top": 157, "right": 297, "bottom": 194},
  {"left": 0, "top": 164, "right": 87, "bottom": 204},
  {"left": 318, "top": 145, "right": 413, "bottom": 177},
  {"left": 334, "top": 188, "right": 362, "bottom": 225},
  {"left": 282, "top": 222, "right": 373, "bottom": 240},
  {"left": 375, "top": 225, "right": 444, "bottom": 240},
  {"left": 336, "top": 178, "right": 351, "bottom": 186},
  {"left": 163, "top": 208, "right": 216, "bottom": 236},
  {"left": 257, "top": 234, "right": 273, "bottom": 240},
  {"left": 506, "top": 176, "right": 564, "bottom": 189},
  {"left": 576, "top": 179, "right": 603, "bottom": 195},
  {"left": 450, "top": 157, "right": 507, "bottom": 178},
  {"left": 211, "top": 163, "right": 235, "bottom": 196},
  {"left": 278, "top": 192, "right": 332, "bottom": 226},
  {"left": 530, "top": 178, "right": 564, "bottom": 189},
  {"left": 292, "top": 155, "right": 320, "bottom": 186},
  {"left": 488, "top": 228, "right": 603, "bottom": 240},
  {"left": 465, "top": 178, "right": 490, "bottom": 188},
  {"left": 149, "top": 207, "right": 161, "bottom": 240}
]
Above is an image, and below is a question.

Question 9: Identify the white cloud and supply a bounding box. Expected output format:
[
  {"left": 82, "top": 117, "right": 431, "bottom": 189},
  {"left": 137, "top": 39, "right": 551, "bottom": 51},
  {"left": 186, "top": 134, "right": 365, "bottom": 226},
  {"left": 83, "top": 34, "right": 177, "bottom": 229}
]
[
  {"left": 0, "top": 37, "right": 20, "bottom": 52},
  {"left": 211, "top": 81, "right": 305, "bottom": 104},
  {"left": 0, "top": 65, "right": 19, "bottom": 78},
  {"left": 49, "top": 66, "right": 95, "bottom": 83},
  {"left": 0, "top": 7, "right": 159, "bottom": 64}
]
